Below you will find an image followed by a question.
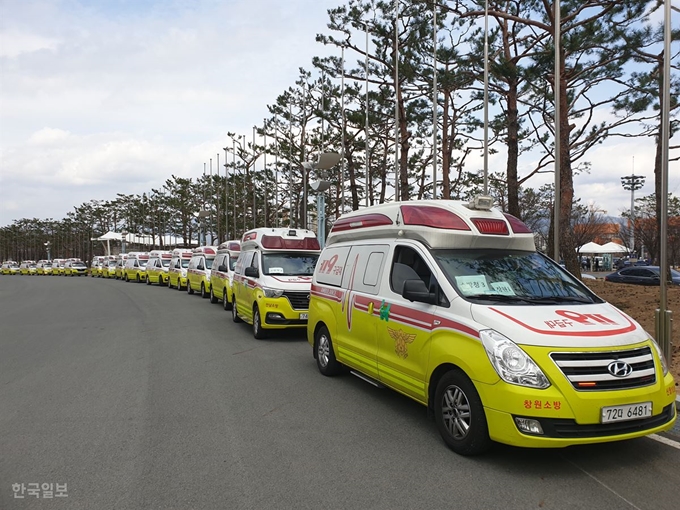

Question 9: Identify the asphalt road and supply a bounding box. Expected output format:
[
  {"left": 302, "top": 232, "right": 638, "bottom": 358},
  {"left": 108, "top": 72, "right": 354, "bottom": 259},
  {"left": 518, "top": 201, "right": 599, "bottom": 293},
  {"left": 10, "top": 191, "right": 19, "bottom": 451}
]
[{"left": 1, "top": 274, "right": 679, "bottom": 510}]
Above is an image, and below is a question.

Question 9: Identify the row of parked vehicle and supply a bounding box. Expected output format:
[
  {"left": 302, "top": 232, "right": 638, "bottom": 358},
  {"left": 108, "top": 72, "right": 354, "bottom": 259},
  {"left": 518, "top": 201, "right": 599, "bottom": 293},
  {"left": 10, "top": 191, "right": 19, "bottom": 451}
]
[
  {"left": 0, "top": 258, "right": 88, "bottom": 276},
  {"left": 1, "top": 197, "right": 676, "bottom": 456}
]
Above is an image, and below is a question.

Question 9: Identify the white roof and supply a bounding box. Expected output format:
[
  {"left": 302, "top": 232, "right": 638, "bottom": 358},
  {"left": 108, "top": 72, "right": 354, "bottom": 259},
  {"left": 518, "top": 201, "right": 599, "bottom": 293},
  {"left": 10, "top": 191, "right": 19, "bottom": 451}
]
[
  {"left": 599, "top": 242, "right": 629, "bottom": 253},
  {"left": 326, "top": 200, "right": 536, "bottom": 251}
]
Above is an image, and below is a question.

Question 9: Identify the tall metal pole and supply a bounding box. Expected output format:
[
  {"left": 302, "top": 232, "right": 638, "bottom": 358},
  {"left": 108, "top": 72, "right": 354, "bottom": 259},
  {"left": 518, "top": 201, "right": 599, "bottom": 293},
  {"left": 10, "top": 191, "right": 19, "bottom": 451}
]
[
  {"left": 252, "top": 126, "right": 257, "bottom": 230},
  {"left": 264, "top": 131, "right": 268, "bottom": 227},
  {"left": 394, "top": 0, "right": 400, "bottom": 201},
  {"left": 216, "top": 153, "right": 220, "bottom": 243},
  {"left": 302, "top": 83, "right": 308, "bottom": 229},
  {"left": 274, "top": 116, "right": 279, "bottom": 227},
  {"left": 365, "top": 23, "right": 370, "bottom": 207},
  {"left": 341, "top": 44, "right": 346, "bottom": 213},
  {"left": 432, "top": 2, "right": 438, "bottom": 199},
  {"left": 483, "top": 0, "right": 489, "bottom": 195},
  {"left": 223, "top": 146, "right": 228, "bottom": 240},
  {"left": 289, "top": 103, "right": 294, "bottom": 228},
  {"left": 232, "top": 139, "right": 236, "bottom": 238},
  {"left": 657, "top": 0, "right": 671, "bottom": 362},
  {"left": 553, "top": 0, "right": 561, "bottom": 262}
]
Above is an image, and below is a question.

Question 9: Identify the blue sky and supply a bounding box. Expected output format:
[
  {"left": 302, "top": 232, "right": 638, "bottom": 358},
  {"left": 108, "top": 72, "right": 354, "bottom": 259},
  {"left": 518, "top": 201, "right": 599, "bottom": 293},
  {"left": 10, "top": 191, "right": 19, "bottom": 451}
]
[{"left": 0, "top": 0, "right": 678, "bottom": 226}]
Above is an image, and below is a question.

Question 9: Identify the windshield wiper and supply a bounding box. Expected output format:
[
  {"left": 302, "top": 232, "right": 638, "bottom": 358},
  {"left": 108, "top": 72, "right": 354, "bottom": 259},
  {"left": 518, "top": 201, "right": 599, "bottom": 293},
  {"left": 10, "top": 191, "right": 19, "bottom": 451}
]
[
  {"left": 526, "top": 295, "right": 593, "bottom": 304},
  {"left": 464, "top": 294, "right": 539, "bottom": 304}
]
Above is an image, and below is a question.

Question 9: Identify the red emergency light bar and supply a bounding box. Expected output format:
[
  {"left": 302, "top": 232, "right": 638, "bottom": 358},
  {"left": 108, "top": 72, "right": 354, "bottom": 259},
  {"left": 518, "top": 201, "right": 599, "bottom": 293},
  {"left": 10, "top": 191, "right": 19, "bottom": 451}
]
[
  {"left": 161, "top": 254, "right": 172, "bottom": 258},
  {"left": 227, "top": 242, "right": 241, "bottom": 251},
  {"left": 331, "top": 214, "right": 393, "bottom": 232},
  {"left": 261, "top": 235, "right": 320, "bottom": 251},
  {"left": 242, "top": 232, "right": 258, "bottom": 242},
  {"left": 503, "top": 213, "right": 533, "bottom": 234},
  {"left": 471, "top": 218, "right": 509, "bottom": 235},
  {"left": 400, "top": 205, "right": 470, "bottom": 231}
]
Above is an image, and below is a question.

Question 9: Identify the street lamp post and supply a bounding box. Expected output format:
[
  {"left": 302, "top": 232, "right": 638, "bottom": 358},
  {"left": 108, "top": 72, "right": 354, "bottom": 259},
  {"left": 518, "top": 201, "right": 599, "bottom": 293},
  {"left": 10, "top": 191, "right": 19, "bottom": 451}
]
[
  {"left": 44, "top": 241, "right": 51, "bottom": 261},
  {"left": 620, "top": 173, "right": 645, "bottom": 255},
  {"left": 121, "top": 231, "right": 128, "bottom": 254},
  {"left": 303, "top": 152, "right": 341, "bottom": 245}
]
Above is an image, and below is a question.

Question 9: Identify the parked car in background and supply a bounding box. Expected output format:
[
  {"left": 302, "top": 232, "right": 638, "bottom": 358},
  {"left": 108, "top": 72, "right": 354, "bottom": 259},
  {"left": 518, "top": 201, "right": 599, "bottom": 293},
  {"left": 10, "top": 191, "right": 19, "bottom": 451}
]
[
  {"left": 1, "top": 261, "right": 19, "bottom": 274},
  {"left": 604, "top": 266, "right": 680, "bottom": 286}
]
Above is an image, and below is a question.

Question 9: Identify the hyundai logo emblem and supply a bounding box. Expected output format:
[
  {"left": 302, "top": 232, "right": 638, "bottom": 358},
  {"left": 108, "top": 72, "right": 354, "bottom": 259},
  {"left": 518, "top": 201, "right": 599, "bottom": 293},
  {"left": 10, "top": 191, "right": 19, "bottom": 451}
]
[{"left": 607, "top": 361, "right": 633, "bottom": 378}]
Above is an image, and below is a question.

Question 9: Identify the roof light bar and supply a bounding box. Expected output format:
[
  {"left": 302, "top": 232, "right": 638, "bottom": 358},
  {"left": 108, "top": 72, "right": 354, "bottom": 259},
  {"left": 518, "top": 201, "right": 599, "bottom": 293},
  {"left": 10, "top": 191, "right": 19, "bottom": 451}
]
[
  {"left": 471, "top": 218, "right": 509, "bottom": 236},
  {"left": 503, "top": 213, "right": 533, "bottom": 234},
  {"left": 331, "top": 214, "right": 393, "bottom": 233}
]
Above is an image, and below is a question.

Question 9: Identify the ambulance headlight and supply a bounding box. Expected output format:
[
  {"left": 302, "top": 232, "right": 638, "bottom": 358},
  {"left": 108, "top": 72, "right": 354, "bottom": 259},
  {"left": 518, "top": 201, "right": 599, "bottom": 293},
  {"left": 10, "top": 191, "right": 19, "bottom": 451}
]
[
  {"left": 648, "top": 334, "right": 669, "bottom": 376},
  {"left": 262, "top": 287, "right": 284, "bottom": 298},
  {"left": 181, "top": 269, "right": 187, "bottom": 277},
  {"left": 481, "top": 330, "right": 550, "bottom": 389}
]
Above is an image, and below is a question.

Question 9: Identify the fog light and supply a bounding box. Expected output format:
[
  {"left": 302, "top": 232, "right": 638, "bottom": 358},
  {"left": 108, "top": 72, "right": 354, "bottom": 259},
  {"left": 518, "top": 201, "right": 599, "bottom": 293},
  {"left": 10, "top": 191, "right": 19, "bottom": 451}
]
[
  {"left": 269, "top": 313, "right": 284, "bottom": 320},
  {"left": 515, "top": 417, "right": 544, "bottom": 435}
]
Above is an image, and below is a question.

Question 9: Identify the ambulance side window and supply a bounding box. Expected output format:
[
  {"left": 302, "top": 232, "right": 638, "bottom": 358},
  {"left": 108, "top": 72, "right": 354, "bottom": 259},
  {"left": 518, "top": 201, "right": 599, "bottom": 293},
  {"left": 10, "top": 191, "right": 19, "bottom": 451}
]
[
  {"left": 390, "top": 246, "right": 448, "bottom": 306},
  {"left": 342, "top": 245, "right": 388, "bottom": 296},
  {"left": 236, "top": 252, "right": 254, "bottom": 274},
  {"left": 251, "top": 253, "right": 260, "bottom": 271},
  {"left": 197, "top": 258, "right": 205, "bottom": 270}
]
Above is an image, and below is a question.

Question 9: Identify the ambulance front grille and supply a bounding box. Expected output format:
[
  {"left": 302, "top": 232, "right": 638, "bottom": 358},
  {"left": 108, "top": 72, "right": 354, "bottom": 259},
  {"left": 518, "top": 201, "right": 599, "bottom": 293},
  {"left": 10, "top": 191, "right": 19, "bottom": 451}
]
[
  {"left": 283, "top": 291, "right": 310, "bottom": 310},
  {"left": 550, "top": 346, "right": 656, "bottom": 391}
]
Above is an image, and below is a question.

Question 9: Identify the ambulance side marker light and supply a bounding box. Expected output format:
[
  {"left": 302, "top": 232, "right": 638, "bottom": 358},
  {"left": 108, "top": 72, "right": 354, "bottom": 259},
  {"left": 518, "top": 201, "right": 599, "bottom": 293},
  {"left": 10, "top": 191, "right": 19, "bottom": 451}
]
[
  {"left": 400, "top": 205, "right": 470, "bottom": 231},
  {"left": 331, "top": 214, "right": 393, "bottom": 232},
  {"left": 503, "top": 213, "right": 533, "bottom": 234}
]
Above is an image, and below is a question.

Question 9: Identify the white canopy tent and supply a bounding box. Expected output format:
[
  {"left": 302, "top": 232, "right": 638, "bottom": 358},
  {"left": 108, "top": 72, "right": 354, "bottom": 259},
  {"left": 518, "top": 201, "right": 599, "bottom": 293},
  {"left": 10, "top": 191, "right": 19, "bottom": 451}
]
[
  {"left": 576, "top": 242, "right": 603, "bottom": 254},
  {"left": 599, "top": 242, "right": 629, "bottom": 254}
]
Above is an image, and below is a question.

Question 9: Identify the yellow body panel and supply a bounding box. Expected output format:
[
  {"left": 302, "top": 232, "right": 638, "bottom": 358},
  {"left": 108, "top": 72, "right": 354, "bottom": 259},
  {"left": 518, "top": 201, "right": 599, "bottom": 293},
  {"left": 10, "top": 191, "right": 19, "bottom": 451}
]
[
  {"left": 310, "top": 291, "right": 677, "bottom": 448},
  {"left": 168, "top": 270, "right": 186, "bottom": 289},
  {"left": 209, "top": 272, "right": 234, "bottom": 304}
]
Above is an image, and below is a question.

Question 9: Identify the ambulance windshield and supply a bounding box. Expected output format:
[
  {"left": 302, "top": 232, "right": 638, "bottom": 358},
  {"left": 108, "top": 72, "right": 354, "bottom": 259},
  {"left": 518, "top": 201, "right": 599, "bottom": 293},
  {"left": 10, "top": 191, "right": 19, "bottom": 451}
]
[
  {"left": 434, "top": 250, "right": 600, "bottom": 304},
  {"left": 162, "top": 260, "right": 171, "bottom": 267},
  {"left": 181, "top": 259, "right": 190, "bottom": 268},
  {"left": 262, "top": 253, "right": 318, "bottom": 276}
]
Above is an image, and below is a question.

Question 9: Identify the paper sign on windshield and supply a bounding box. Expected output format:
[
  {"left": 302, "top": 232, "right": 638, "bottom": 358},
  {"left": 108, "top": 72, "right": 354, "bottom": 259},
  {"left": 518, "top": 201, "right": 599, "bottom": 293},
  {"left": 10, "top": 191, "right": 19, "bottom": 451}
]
[
  {"left": 490, "top": 281, "right": 515, "bottom": 295},
  {"left": 455, "top": 275, "right": 489, "bottom": 295}
]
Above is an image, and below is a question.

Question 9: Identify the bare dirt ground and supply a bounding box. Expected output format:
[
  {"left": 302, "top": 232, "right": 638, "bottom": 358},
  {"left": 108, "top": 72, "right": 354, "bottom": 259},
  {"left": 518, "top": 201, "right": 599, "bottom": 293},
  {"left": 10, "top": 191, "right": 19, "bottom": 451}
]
[{"left": 584, "top": 280, "right": 680, "bottom": 385}]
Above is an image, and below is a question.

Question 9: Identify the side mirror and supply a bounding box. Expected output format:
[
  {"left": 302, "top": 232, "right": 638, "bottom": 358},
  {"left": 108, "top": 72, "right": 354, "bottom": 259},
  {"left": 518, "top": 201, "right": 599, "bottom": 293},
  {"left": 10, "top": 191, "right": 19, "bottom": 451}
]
[
  {"left": 218, "top": 264, "right": 227, "bottom": 273},
  {"left": 245, "top": 266, "right": 259, "bottom": 278},
  {"left": 402, "top": 279, "right": 437, "bottom": 305}
]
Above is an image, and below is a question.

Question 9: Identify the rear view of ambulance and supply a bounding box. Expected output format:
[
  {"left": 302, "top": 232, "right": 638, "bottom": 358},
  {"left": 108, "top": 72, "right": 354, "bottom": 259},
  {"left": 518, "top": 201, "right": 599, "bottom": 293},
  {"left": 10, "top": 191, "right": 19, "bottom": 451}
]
[
  {"left": 308, "top": 199, "right": 676, "bottom": 455},
  {"left": 232, "top": 228, "right": 320, "bottom": 339}
]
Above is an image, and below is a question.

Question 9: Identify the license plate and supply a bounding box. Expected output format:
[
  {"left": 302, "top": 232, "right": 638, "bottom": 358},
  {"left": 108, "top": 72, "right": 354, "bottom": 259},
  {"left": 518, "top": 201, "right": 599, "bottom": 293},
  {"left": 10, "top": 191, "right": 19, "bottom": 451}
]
[
  {"left": 601, "top": 402, "right": 652, "bottom": 424},
  {"left": 299, "top": 313, "right": 308, "bottom": 320}
]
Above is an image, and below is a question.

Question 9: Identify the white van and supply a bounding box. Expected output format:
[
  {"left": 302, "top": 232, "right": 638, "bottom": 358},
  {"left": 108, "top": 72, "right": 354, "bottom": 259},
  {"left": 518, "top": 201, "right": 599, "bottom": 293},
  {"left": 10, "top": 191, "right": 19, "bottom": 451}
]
[
  {"left": 307, "top": 198, "right": 676, "bottom": 455},
  {"left": 232, "top": 228, "right": 320, "bottom": 338},
  {"left": 146, "top": 250, "right": 173, "bottom": 286}
]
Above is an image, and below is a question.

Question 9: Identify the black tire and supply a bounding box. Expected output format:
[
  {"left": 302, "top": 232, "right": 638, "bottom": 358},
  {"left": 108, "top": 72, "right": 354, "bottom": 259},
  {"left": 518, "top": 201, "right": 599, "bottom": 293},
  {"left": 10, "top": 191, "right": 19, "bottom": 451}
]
[
  {"left": 252, "top": 305, "right": 267, "bottom": 339},
  {"left": 209, "top": 287, "right": 218, "bottom": 304},
  {"left": 146, "top": 275, "right": 152, "bottom": 285},
  {"left": 315, "top": 325, "right": 342, "bottom": 376},
  {"left": 125, "top": 274, "right": 129, "bottom": 282},
  {"left": 136, "top": 274, "right": 140, "bottom": 283},
  {"left": 434, "top": 369, "right": 491, "bottom": 456},
  {"left": 187, "top": 279, "right": 194, "bottom": 294},
  {"left": 177, "top": 279, "right": 183, "bottom": 291},
  {"left": 201, "top": 283, "right": 208, "bottom": 299},
  {"left": 231, "top": 299, "right": 242, "bottom": 323},
  {"left": 222, "top": 288, "right": 232, "bottom": 310}
]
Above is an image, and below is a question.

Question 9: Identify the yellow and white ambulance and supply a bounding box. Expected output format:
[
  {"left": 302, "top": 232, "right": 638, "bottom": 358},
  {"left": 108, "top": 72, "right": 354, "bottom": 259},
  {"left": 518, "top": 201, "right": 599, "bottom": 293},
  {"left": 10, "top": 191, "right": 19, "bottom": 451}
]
[
  {"left": 232, "top": 228, "right": 320, "bottom": 339},
  {"left": 1, "top": 261, "right": 19, "bottom": 275},
  {"left": 186, "top": 246, "right": 216, "bottom": 298},
  {"left": 36, "top": 260, "right": 52, "bottom": 275},
  {"left": 123, "top": 252, "right": 149, "bottom": 283},
  {"left": 146, "top": 250, "right": 172, "bottom": 286},
  {"left": 19, "top": 261, "right": 36, "bottom": 275},
  {"left": 52, "top": 259, "right": 66, "bottom": 276},
  {"left": 209, "top": 240, "right": 241, "bottom": 309},
  {"left": 307, "top": 198, "right": 676, "bottom": 455},
  {"left": 101, "top": 257, "right": 117, "bottom": 278},
  {"left": 168, "top": 249, "right": 193, "bottom": 290},
  {"left": 114, "top": 255, "right": 129, "bottom": 280},
  {"left": 90, "top": 256, "right": 106, "bottom": 277}
]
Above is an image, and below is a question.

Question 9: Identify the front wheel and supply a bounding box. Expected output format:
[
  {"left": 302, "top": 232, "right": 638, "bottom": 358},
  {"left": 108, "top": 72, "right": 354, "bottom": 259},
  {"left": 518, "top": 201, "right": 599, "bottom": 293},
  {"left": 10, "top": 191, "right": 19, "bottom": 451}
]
[
  {"left": 315, "top": 326, "right": 342, "bottom": 376},
  {"left": 146, "top": 275, "right": 151, "bottom": 285},
  {"left": 434, "top": 369, "right": 491, "bottom": 456},
  {"left": 252, "top": 305, "right": 267, "bottom": 339},
  {"left": 210, "top": 287, "right": 218, "bottom": 304},
  {"left": 187, "top": 280, "right": 194, "bottom": 294},
  {"left": 222, "top": 288, "right": 232, "bottom": 311},
  {"left": 136, "top": 274, "right": 141, "bottom": 283},
  {"left": 200, "top": 283, "right": 208, "bottom": 299},
  {"left": 125, "top": 274, "right": 129, "bottom": 282},
  {"left": 231, "top": 299, "right": 242, "bottom": 323}
]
